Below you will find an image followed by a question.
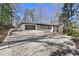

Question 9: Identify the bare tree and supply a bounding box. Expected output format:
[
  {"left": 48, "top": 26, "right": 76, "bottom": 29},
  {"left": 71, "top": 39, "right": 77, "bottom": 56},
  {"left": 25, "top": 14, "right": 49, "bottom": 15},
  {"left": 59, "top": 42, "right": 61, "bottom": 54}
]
[
  {"left": 23, "top": 9, "right": 32, "bottom": 23},
  {"left": 31, "top": 6, "right": 50, "bottom": 24},
  {"left": 49, "top": 4, "right": 62, "bottom": 25}
]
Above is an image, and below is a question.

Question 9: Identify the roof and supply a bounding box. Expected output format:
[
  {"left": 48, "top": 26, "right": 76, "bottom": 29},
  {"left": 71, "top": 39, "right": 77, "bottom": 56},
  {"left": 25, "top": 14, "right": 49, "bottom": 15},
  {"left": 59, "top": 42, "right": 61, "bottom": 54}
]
[{"left": 21, "top": 22, "right": 59, "bottom": 26}]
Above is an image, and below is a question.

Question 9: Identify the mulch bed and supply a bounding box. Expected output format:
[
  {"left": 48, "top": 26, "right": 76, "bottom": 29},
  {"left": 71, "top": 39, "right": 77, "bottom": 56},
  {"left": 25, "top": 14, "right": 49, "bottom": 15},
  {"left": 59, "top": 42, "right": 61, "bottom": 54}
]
[
  {"left": 72, "top": 38, "right": 79, "bottom": 49},
  {"left": 0, "top": 30, "right": 8, "bottom": 35},
  {"left": 0, "top": 25, "right": 15, "bottom": 43},
  {"left": 0, "top": 29, "right": 9, "bottom": 43},
  {"left": 75, "top": 41, "right": 79, "bottom": 49},
  {"left": 0, "top": 35, "right": 6, "bottom": 43}
]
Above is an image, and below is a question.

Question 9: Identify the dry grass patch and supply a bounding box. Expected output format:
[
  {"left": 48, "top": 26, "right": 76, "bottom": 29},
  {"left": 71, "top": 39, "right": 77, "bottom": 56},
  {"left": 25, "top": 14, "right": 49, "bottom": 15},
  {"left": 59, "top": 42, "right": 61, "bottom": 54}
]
[{"left": 0, "top": 35, "right": 6, "bottom": 43}]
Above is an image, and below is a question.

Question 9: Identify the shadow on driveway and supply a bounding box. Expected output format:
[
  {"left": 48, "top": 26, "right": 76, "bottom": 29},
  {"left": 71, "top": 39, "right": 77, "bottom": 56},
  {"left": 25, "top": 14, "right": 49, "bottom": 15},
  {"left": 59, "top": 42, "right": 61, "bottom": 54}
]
[{"left": 0, "top": 33, "right": 55, "bottom": 49}]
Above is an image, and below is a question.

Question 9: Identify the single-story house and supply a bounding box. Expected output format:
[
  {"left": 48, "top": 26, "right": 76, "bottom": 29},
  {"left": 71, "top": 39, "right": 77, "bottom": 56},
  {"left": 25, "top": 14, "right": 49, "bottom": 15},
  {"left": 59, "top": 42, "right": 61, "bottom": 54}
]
[{"left": 19, "top": 22, "right": 63, "bottom": 34}]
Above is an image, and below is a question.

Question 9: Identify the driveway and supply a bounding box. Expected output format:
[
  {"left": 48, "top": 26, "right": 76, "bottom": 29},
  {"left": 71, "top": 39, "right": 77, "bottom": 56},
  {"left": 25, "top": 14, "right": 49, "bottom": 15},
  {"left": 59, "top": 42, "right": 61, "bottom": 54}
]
[{"left": 0, "top": 30, "right": 76, "bottom": 56}]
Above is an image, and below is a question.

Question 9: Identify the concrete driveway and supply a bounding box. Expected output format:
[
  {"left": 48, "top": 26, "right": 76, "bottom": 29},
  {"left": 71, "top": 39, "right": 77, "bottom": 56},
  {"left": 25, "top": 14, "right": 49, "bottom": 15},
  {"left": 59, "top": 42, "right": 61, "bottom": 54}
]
[{"left": 0, "top": 30, "right": 76, "bottom": 56}]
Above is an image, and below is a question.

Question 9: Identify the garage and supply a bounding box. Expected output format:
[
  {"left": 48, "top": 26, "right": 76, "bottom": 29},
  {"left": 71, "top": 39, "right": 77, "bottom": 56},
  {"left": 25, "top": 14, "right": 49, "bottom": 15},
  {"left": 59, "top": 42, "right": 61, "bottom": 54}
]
[{"left": 25, "top": 25, "right": 35, "bottom": 30}]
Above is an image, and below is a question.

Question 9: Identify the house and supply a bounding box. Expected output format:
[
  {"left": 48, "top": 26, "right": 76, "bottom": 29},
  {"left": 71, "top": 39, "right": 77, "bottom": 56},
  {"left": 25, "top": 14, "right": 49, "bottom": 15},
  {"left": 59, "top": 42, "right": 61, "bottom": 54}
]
[{"left": 19, "top": 22, "right": 63, "bottom": 34}]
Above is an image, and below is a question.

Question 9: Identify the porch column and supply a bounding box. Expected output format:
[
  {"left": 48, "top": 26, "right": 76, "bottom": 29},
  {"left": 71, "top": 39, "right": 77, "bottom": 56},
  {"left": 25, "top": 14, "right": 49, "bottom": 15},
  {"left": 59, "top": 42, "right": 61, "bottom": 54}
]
[
  {"left": 23, "top": 24, "right": 25, "bottom": 31},
  {"left": 51, "top": 26, "right": 53, "bottom": 32},
  {"left": 35, "top": 25, "right": 38, "bottom": 30}
]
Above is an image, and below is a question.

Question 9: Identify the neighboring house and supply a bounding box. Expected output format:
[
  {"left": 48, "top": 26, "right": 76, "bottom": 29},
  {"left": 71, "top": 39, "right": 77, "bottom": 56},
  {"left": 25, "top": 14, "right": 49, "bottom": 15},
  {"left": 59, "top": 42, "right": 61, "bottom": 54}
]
[{"left": 19, "top": 22, "right": 63, "bottom": 34}]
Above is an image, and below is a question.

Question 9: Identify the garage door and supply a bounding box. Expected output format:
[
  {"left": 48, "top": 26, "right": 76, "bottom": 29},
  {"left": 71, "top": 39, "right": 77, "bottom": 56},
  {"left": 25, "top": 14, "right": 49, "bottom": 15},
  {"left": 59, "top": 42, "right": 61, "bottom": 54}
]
[{"left": 25, "top": 25, "right": 35, "bottom": 30}]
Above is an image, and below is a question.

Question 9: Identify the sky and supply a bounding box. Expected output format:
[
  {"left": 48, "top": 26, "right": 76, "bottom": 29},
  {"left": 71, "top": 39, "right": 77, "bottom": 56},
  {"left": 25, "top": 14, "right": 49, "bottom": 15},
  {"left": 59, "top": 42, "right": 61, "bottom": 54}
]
[
  {"left": 17, "top": 3, "right": 63, "bottom": 18},
  {"left": 16, "top": 3, "right": 63, "bottom": 24}
]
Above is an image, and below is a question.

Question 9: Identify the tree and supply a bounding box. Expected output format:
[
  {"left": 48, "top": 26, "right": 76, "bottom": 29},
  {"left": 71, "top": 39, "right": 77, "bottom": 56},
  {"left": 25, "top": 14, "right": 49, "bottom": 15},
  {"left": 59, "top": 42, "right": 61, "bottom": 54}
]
[
  {"left": 32, "top": 6, "right": 49, "bottom": 24},
  {"left": 0, "top": 4, "right": 12, "bottom": 27},
  {"left": 0, "top": 3, "right": 18, "bottom": 30},
  {"left": 23, "top": 9, "right": 32, "bottom": 23},
  {"left": 59, "top": 3, "right": 78, "bottom": 37},
  {"left": 23, "top": 6, "right": 51, "bottom": 24},
  {"left": 50, "top": 4, "right": 62, "bottom": 24},
  {"left": 12, "top": 15, "right": 21, "bottom": 29},
  {"left": 74, "top": 4, "right": 79, "bottom": 28}
]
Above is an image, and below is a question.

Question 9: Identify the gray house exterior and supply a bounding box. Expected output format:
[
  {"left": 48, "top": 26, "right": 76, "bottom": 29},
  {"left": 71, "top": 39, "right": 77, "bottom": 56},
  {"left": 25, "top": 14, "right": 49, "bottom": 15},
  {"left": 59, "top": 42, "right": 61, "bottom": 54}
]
[{"left": 19, "top": 23, "right": 63, "bottom": 34}]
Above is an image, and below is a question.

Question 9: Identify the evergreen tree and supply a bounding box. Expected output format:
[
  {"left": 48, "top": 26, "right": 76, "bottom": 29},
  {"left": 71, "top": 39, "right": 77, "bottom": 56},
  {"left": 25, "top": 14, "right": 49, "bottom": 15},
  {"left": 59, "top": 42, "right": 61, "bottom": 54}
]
[
  {"left": 0, "top": 3, "right": 16, "bottom": 30},
  {"left": 59, "top": 3, "right": 78, "bottom": 37}
]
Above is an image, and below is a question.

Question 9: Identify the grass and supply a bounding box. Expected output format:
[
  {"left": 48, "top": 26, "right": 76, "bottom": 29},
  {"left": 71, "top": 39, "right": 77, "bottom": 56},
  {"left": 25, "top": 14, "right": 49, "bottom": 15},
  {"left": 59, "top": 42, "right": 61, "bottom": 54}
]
[{"left": 0, "top": 35, "right": 6, "bottom": 43}]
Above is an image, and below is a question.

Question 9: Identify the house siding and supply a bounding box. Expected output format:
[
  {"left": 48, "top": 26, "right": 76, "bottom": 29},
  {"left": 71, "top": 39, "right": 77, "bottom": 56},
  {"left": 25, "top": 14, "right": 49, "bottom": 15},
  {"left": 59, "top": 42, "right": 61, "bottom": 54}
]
[{"left": 19, "top": 23, "right": 63, "bottom": 33}]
